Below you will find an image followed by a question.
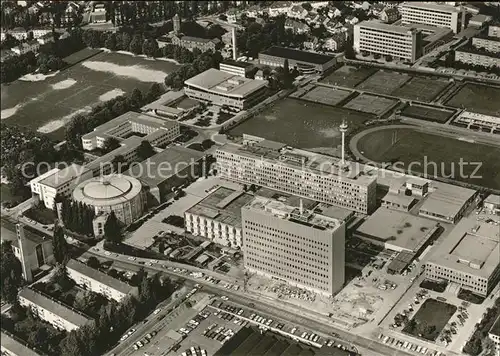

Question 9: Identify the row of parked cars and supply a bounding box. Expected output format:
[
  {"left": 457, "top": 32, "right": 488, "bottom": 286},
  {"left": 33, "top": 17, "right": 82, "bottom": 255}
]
[
  {"left": 203, "top": 324, "right": 235, "bottom": 344},
  {"left": 132, "top": 330, "right": 158, "bottom": 350},
  {"left": 178, "top": 309, "right": 210, "bottom": 336},
  {"left": 379, "top": 334, "right": 430, "bottom": 354},
  {"left": 178, "top": 346, "right": 207, "bottom": 356}
]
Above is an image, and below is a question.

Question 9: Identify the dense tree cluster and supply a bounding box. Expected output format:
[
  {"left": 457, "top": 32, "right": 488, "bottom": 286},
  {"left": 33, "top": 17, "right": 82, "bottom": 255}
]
[
  {"left": 463, "top": 297, "right": 500, "bottom": 355},
  {"left": 65, "top": 84, "right": 163, "bottom": 148},
  {"left": 60, "top": 199, "right": 95, "bottom": 236},
  {"left": 104, "top": 211, "right": 122, "bottom": 243},
  {"left": 60, "top": 271, "right": 176, "bottom": 356},
  {"left": 52, "top": 223, "right": 69, "bottom": 264},
  {"left": 0, "top": 241, "right": 23, "bottom": 303}
]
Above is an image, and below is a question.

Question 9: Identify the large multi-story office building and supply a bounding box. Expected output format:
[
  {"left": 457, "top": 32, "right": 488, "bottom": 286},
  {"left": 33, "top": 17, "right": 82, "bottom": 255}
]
[
  {"left": 400, "top": 2, "right": 463, "bottom": 33},
  {"left": 66, "top": 259, "right": 138, "bottom": 302},
  {"left": 424, "top": 217, "right": 500, "bottom": 297},
  {"left": 354, "top": 21, "right": 420, "bottom": 63},
  {"left": 242, "top": 196, "right": 345, "bottom": 296},
  {"left": 216, "top": 138, "right": 377, "bottom": 214},
  {"left": 18, "top": 288, "right": 92, "bottom": 332},
  {"left": 184, "top": 68, "right": 268, "bottom": 112}
]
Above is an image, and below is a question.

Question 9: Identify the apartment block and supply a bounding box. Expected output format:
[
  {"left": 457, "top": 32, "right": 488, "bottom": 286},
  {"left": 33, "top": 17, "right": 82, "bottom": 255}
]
[
  {"left": 216, "top": 138, "right": 377, "bottom": 214},
  {"left": 425, "top": 217, "right": 500, "bottom": 296},
  {"left": 242, "top": 196, "right": 345, "bottom": 296},
  {"left": 472, "top": 36, "right": 500, "bottom": 53},
  {"left": 454, "top": 48, "right": 500, "bottom": 68},
  {"left": 1, "top": 331, "right": 43, "bottom": 356},
  {"left": 354, "top": 21, "right": 419, "bottom": 63},
  {"left": 18, "top": 288, "right": 92, "bottom": 332},
  {"left": 400, "top": 2, "right": 462, "bottom": 33},
  {"left": 489, "top": 23, "right": 500, "bottom": 38},
  {"left": 66, "top": 259, "right": 138, "bottom": 302}
]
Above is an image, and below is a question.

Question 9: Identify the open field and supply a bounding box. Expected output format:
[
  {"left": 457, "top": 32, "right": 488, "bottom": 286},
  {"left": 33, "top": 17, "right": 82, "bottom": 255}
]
[
  {"left": 356, "top": 70, "right": 411, "bottom": 95},
  {"left": 300, "top": 86, "right": 352, "bottom": 106},
  {"left": 0, "top": 50, "right": 179, "bottom": 140},
  {"left": 344, "top": 94, "right": 397, "bottom": 115},
  {"left": 321, "top": 65, "right": 377, "bottom": 88},
  {"left": 400, "top": 104, "right": 455, "bottom": 123},
  {"left": 445, "top": 83, "right": 500, "bottom": 116},
  {"left": 403, "top": 299, "right": 456, "bottom": 341},
  {"left": 355, "top": 126, "right": 500, "bottom": 190},
  {"left": 396, "top": 77, "right": 450, "bottom": 102},
  {"left": 229, "top": 98, "right": 374, "bottom": 150}
]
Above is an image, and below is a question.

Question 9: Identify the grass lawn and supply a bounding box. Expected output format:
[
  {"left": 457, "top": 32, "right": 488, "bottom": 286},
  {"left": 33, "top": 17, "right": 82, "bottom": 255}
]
[
  {"left": 321, "top": 65, "right": 377, "bottom": 88},
  {"left": 419, "top": 279, "right": 447, "bottom": 293},
  {"left": 300, "top": 86, "right": 352, "bottom": 106},
  {"left": 445, "top": 83, "right": 500, "bottom": 116},
  {"left": 457, "top": 289, "right": 485, "bottom": 305},
  {"left": 344, "top": 94, "right": 397, "bottom": 115},
  {"left": 23, "top": 205, "right": 56, "bottom": 225},
  {"left": 400, "top": 104, "right": 455, "bottom": 123},
  {"left": 356, "top": 127, "right": 500, "bottom": 190},
  {"left": 356, "top": 70, "right": 411, "bottom": 95},
  {"left": 403, "top": 299, "right": 457, "bottom": 341},
  {"left": 396, "top": 77, "right": 450, "bottom": 102},
  {"left": 229, "top": 98, "right": 374, "bottom": 150}
]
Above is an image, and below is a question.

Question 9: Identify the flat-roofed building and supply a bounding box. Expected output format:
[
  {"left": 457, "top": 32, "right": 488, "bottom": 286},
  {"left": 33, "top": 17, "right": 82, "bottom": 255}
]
[
  {"left": 400, "top": 2, "right": 463, "bottom": 33},
  {"left": 354, "top": 21, "right": 420, "bottom": 63},
  {"left": 489, "top": 315, "right": 500, "bottom": 353},
  {"left": 468, "top": 14, "right": 493, "bottom": 28},
  {"left": 66, "top": 259, "right": 138, "bottom": 302},
  {"left": 216, "top": 139, "right": 377, "bottom": 214},
  {"left": 184, "top": 186, "right": 254, "bottom": 248},
  {"left": 454, "top": 46, "right": 500, "bottom": 67},
  {"left": 483, "top": 194, "right": 500, "bottom": 213},
  {"left": 126, "top": 146, "right": 206, "bottom": 204},
  {"left": 381, "top": 192, "right": 417, "bottom": 212},
  {"left": 418, "top": 183, "right": 476, "bottom": 223},
  {"left": 472, "top": 35, "right": 500, "bottom": 53},
  {"left": 258, "top": 46, "right": 337, "bottom": 74},
  {"left": 30, "top": 164, "right": 92, "bottom": 210},
  {"left": 18, "top": 288, "right": 92, "bottom": 332},
  {"left": 354, "top": 208, "right": 440, "bottom": 253},
  {"left": 184, "top": 68, "right": 268, "bottom": 112},
  {"left": 81, "top": 111, "right": 180, "bottom": 151},
  {"left": 242, "top": 196, "right": 345, "bottom": 296},
  {"left": 454, "top": 111, "right": 500, "bottom": 133},
  {"left": 1, "top": 331, "right": 43, "bottom": 356},
  {"left": 425, "top": 217, "right": 500, "bottom": 296},
  {"left": 489, "top": 23, "right": 500, "bottom": 38},
  {"left": 219, "top": 60, "right": 254, "bottom": 78}
]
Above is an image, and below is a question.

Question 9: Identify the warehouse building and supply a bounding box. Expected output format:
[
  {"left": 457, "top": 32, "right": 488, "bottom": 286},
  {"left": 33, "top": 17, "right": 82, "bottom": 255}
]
[
  {"left": 66, "top": 259, "right": 138, "bottom": 302},
  {"left": 216, "top": 139, "right": 377, "bottom": 214},
  {"left": 258, "top": 46, "right": 337, "bottom": 74},
  {"left": 184, "top": 68, "right": 268, "bottom": 112},
  {"left": 242, "top": 196, "right": 345, "bottom": 296},
  {"left": 425, "top": 217, "right": 500, "bottom": 296}
]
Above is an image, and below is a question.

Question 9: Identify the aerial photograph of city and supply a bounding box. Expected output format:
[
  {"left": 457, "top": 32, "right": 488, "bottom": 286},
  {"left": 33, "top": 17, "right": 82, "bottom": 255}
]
[{"left": 1, "top": 1, "right": 499, "bottom": 356}]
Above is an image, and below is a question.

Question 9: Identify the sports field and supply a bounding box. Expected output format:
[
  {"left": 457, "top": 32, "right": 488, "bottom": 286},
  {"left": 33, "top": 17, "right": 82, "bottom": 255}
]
[
  {"left": 321, "top": 65, "right": 377, "bottom": 88},
  {"left": 400, "top": 104, "right": 455, "bottom": 123},
  {"left": 300, "top": 86, "right": 352, "bottom": 106},
  {"left": 356, "top": 70, "right": 411, "bottom": 95},
  {"left": 356, "top": 126, "right": 500, "bottom": 190},
  {"left": 229, "top": 98, "right": 374, "bottom": 150},
  {"left": 344, "top": 94, "right": 397, "bottom": 115},
  {"left": 445, "top": 83, "right": 500, "bottom": 116},
  {"left": 397, "top": 77, "right": 450, "bottom": 102},
  {"left": 1, "top": 50, "right": 179, "bottom": 139}
]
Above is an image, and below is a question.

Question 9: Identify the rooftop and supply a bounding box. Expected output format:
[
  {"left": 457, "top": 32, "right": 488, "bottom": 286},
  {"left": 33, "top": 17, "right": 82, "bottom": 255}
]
[
  {"left": 220, "top": 60, "right": 254, "bottom": 69},
  {"left": 245, "top": 196, "right": 342, "bottom": 232},
  {"left": 39, "top": 163, "right": 89, "bottom": 189},
  {"left": 186, "top": 186, "right": 254, "bottom": 228},
  {"left": 1, "top": 331, "right": 44, "bottom": 356},
  {"left": 85, "top": 136, "right": 143, "bottom": 173},
  {"left": 355, "top": 208, "right": 438, "bottom": 252},
  {"left": 356, "top": 20, "right": 417, "bottom": 34},
  {"left": 19, "top": 288, "right": 92, "bottom": 327},
  {"left": 484, "top": 194, "right": 500, "bottom": 206},
  {"left": 401, "top": 2, "right": 461, "bottom": 13},
  {"left": 67, "top": 259, "right": 136, "bottom": 295},
  {"left": 419, "top": 183, "right": 476, "bottom": 220},
  {"left": 382, "top": 192, "right": 417, "bottom": 207},
  {"left": 490, "top": 314, "right": 500, "bottom": 337},
  {"left": 176, "top": 35, "right": 220, "bottom": 44},
  {"left": 469, "top": 14, "right": 493, "bottom": 24},
  {"left": 126, "top": 146, "right": 205, "bottom": 187},
  {"left": 260, "top": 46, "right": 336, "bottom": 65},
  {"left": 457, "top": 44, "right": 500, "bottom": 58},
  {"left": 428, "top": 217, "right": 500, "bottom": 277},
  {"left": 184, "top": 68, "right": 268, "bottom": 98}
]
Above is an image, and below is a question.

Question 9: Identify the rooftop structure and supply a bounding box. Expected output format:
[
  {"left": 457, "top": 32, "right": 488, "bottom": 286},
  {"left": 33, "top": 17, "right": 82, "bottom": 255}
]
[
  {"left": 216, "top": 139, "right": 377, "bottom": 214},
  {"left": 425, "top": 217, "right": 500, "bottom": 296},
  {"left": 354, "top": 208, "right": 439, "bottom": 253},
  {"left": 419, "top": 183, "right": 476, "bottom": 223}
]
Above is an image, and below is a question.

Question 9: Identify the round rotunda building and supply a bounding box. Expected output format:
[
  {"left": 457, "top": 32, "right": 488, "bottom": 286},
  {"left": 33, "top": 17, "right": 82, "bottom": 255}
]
[{"left": 72, "top": 174, "right": 145, "bottom": 225}]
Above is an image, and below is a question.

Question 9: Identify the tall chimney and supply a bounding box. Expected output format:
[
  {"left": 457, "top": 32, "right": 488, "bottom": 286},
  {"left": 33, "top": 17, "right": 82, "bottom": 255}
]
[{"left": 232, "top": 28, "right": 237, "bottom": 61}]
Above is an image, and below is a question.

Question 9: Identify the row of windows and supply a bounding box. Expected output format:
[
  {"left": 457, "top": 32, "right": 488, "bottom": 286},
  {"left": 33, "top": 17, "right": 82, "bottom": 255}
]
[{"left": 245, "top": 221, "right": 330, "bottom": 247}]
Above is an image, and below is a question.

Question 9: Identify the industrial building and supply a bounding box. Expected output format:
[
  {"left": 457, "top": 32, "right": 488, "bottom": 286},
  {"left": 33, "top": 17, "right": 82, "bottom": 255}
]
[
  {"left": 400, "top": 2, "right": 463, "bottom": 33},
  {"left": 216, "top": 138, "right": 377, "bottom": 214},
  {"left": 72, "top": 174, "right": 146, "bottom": 226},
  {"left": 66, "top": 259, "right": 138, "bottom": 302},
  {"left": 219, "top": 60, "right": 254, "bottom": 78},
  {"left": 18, "top": 288, "right": 92, "bottom": 332},
  {"left": 126, "top": 146, "right": 206, "bottom": 204},
  {"left": 29, "top": 164, "right": 92, "bottom": 210},
  {"left": 184, "top": 68, "right": 268, "bottom": 112},
  {"left": 425, "top": 217, "right": 500, "bottom": 296},
  {"left": 184, "top": 186, "right": 254, "bottom": 248},
  {"left": 1, "top": 331, "right": 43, "bottom": 356},
  {"left": 242, "top": 196, "right": 345, "bottom": 296},
  {"left": 81, "top": 111, "right": 180, "bottom": 151},
  {"left": 258, "top": 46, "right": 337, "bottom": 74}
]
